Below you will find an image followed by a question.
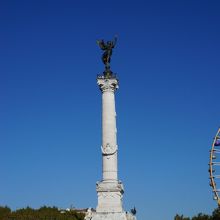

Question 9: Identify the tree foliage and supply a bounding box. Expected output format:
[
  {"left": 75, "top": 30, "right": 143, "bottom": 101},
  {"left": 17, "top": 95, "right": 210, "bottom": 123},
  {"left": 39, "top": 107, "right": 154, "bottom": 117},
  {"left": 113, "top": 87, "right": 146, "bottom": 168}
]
[
  {"left": 174, "top": 207, "right": 220, "bottom": 220},
  {"left": 191, "top": 213, "right": 211, "bottom": 220},
  {"left": 1, "top": 206, "right": 220, "bottom": 220},
  {"left": 0, "top": 206, "right": 85, "bottom": 220},
  {"left": 174, "top": 214, "right": 190, "bottom": 220},
  {"left": 212, "top": 207, "right": 220, "bottom": 220}
]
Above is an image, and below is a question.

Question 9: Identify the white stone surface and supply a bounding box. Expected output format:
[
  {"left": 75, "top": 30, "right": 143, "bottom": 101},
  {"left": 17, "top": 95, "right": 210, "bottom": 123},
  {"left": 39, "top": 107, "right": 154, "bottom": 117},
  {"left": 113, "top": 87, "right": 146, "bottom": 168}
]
[
  {"left": 85, "top": 210, "right": 136, "bottom": 220},
  {"left": 96, "top": 77, "right": 123, "bottom": 213},
  {"left": 98, "top": 77, "right": 118, "bottom": 181},
  {"left": 96, "top": 180, "right": 124, "bottom": 213}
]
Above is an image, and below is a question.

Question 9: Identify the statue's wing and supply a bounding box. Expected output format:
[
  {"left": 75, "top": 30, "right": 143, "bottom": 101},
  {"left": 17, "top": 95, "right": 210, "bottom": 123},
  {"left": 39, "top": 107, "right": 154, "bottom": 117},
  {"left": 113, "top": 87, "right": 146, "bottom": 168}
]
[
  {"left": 97, "top": 40, "right": 106, "bottom": 50},
  {"left": 112, "top": 35, "right": 118, "bottom": 47}
]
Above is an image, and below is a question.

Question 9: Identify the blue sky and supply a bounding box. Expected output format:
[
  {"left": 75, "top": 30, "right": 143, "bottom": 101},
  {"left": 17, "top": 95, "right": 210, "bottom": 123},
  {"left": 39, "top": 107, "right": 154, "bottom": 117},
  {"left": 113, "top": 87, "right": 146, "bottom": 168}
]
[{"left": 0, "top": 1, "right": 220, "bottom": 220}]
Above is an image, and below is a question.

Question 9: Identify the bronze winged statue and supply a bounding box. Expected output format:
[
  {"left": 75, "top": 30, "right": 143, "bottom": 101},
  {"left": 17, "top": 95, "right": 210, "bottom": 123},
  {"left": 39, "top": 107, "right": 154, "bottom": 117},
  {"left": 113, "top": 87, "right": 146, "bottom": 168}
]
[{"left": 97, "top": 36, "right": 117, "bottom": 76}]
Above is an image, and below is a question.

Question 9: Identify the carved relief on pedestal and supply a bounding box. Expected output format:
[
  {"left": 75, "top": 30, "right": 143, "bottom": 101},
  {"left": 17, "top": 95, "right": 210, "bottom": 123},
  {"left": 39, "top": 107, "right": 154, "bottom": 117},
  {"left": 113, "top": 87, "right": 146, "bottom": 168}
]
[
  {"left": 101, "top": 143, "right": 118, "bottom": 155},
  {"left": 96, "top": 190, "right": 123, "bottom": 213},
  {"left": 97, "top": 191, "right": 122, "bottom": 201}
]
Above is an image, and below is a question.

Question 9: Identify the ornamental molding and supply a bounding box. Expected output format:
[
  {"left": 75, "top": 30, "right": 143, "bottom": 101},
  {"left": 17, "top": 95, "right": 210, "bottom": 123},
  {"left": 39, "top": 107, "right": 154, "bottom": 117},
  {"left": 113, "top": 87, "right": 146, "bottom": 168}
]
[
  {"left": 97, "top": 78, "right": 119, "bottom": 93},
  {"left": 96, "top": 180, "right": 124, "bottom": 193},
  {"left": 97, "top": 191, "right": 122, "bottom": 200},
  {"left": 101, "top": 143, "right": 118, "bottom": 155}
]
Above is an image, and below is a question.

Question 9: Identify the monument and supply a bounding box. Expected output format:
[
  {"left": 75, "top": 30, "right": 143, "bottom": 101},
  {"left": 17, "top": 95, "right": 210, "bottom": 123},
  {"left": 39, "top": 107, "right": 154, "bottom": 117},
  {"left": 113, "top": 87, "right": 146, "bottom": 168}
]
[{"left": 85, "top": 37, "right": 136, "bottom": 220}]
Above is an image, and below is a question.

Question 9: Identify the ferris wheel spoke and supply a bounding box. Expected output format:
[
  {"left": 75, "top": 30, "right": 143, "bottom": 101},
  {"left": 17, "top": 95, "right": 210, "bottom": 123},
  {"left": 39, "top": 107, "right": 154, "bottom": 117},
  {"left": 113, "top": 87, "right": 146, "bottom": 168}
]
[
  {"left": 211, "top": 175, "right": 220, "bottom": 178},
  {"left": 213, "top": 189, "right": 220, "bottom": 192},
  {"left": 211, "top": 162, "right": 220, "bottom": 165}
]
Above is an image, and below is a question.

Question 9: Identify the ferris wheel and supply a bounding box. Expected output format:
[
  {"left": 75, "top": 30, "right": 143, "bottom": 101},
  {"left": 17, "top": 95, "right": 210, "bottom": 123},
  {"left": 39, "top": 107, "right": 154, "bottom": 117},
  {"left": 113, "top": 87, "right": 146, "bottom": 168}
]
[{"left": 209, "top": 128, "right": 220, "bottom": 205}]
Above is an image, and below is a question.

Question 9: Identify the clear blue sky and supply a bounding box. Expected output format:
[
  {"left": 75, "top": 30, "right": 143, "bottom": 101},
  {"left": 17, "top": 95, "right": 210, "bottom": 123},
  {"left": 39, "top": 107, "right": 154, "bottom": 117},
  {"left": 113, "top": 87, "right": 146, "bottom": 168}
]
[{"left": 0, "top": 1, "right": 220, "bottom": 220}]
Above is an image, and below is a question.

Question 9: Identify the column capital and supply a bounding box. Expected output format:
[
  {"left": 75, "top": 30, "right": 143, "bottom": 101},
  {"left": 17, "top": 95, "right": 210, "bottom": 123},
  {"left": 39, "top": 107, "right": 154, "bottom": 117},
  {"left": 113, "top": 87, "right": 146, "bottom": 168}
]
[{"left": 97, "top": 77, "right": 119, "bottom": 93}]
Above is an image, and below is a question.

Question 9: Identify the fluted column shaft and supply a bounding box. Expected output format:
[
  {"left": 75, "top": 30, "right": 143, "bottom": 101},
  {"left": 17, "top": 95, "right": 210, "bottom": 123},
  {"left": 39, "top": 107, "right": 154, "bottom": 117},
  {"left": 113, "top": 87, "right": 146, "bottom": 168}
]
[
  {"left": 102, "top": 89, "right": 118, "bottom": 180},
  {"left": 98, "top": 77, "right": 119, "bottom": 181}
]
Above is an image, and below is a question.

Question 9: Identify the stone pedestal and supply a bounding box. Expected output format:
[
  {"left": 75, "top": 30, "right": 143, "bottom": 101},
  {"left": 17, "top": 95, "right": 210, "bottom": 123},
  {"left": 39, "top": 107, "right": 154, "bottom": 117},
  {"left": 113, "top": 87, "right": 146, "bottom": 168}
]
[
  {"left": 96, "top": 180, "right": 124, "bottom": 213},
  {"left": 87, "top": 212, "right": 136, "bottom": 220},
  {"left": 85, "top": 75, "right": 136, "bottom": 220}
]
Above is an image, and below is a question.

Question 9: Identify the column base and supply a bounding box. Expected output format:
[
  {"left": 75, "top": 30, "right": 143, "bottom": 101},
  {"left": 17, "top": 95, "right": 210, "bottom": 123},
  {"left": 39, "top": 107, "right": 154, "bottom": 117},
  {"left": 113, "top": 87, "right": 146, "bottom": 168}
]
[
  {"left": 85, "top": 210, "right": 136, "bottom": 220},
  {"left": 96, "top": 180, "right": 124, "bottom": 213}
]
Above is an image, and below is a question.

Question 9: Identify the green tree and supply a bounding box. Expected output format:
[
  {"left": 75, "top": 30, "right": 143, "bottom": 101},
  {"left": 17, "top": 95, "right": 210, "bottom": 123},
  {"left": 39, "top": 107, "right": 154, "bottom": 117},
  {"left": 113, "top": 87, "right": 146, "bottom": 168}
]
[
  {"left": 192, "top": 213, "right": 211, "bottom": 220},
  {"left": 212, "top": 207, "right": 220, "bottom": 220},
  {"left": 0, "top": 206, "right": 85, "bottom": 220},
  {"left": 174, "top": 214, "right": 190, "bottom": 220},
  {"left": 0, "top": 206, "right": 11, "bottom": 220}
]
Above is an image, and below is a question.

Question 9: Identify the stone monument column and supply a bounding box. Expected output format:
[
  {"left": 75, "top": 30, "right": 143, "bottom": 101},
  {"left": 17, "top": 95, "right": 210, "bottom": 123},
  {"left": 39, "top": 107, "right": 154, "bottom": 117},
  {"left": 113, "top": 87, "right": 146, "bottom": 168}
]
[
  {"left": 85, "top": 37, "right": 136, "bottom": 220},
  {"left": 99, "top": 77, "right": 118, "bottom": 181},
  {"left": 96, "top": 76, "right": 124, "bottom": 213}
]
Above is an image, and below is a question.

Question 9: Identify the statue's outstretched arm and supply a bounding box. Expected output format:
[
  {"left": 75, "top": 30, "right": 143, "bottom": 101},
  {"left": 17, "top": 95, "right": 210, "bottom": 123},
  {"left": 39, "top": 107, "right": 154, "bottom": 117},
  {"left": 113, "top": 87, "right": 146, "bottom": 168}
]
[{"left": 97, "top": 40, "right": 106, "bottom": 50}]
